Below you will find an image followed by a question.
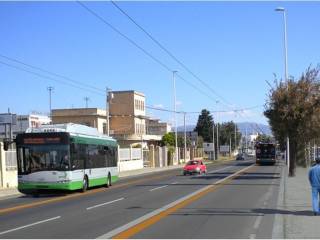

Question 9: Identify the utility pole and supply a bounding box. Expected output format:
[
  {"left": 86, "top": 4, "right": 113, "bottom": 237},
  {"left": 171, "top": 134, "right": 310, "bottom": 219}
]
[
  {"left": 184, "top": 112, "right": 187, "bottom": 162},
  {"left": 245, "top": 124, "right": 248, "bottom": 153},
  {"left": 212, "top": 119, "right": 215, "bottom": 160},
  {"left": 173, "top": 70, "right": 178, "bottom": 164},
  {"left": 106, "top": 87, "right": 112, "bottom": 136},
  {"left": 47, "top": 86, "right": 54, "bottom": 121},
  {"left": 84, "top": 97, "right": 90, "bottom": 108},
  {"left": 234, "top": 123, "right": 237, "bottom": 154},
  {"left": 216, "top": 101, "right": 220, "bottom": 159}
]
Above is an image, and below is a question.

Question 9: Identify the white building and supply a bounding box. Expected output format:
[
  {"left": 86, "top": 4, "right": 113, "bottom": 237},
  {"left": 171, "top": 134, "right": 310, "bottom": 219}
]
[{"left": 0, "top": 114, "right": 51, "bottom": 139}]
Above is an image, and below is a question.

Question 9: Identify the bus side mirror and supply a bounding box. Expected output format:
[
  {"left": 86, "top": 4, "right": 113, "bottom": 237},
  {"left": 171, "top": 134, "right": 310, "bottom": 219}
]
[
  {"left": 3, "top": 140, "right": 9, "bottom": 151},
  {"left": 3, "top": 139, "right": 14, "bottom": 151}
]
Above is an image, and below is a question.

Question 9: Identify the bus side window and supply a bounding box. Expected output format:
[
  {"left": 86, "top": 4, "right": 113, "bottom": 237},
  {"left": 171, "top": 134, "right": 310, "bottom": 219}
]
[{"left": 71, "top": 143, "right": 85, "bottom": 170}]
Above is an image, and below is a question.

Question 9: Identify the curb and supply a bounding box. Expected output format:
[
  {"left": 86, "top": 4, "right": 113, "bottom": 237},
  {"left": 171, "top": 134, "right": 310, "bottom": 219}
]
[
  {"left": 272, "top": 163, "right": 286, "bottom": 238},
  {"left": 0, "top": 193, "right": 22, "bottom": 201}
]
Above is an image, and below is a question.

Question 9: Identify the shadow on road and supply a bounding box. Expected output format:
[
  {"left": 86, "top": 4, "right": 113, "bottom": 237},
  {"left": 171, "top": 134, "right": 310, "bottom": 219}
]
[
  {"left": 195, "top": 172, "right": 280, "bottom": 181},
  {"left": 169, "top": 207, "right": 313, "bottom": 217},
  {"left": 252, "top": 208, "right": 314, "bottom": 216}
]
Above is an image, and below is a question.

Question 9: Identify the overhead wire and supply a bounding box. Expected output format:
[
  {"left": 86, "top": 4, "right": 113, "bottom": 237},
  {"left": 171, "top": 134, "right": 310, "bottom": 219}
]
[
  {"left": 0, "top": 60, "right": 105, "bottom": 96},
  {"left": 77, "top": 1, "right": 222, "bottom": 105},
  {"left": 110, "top": 0, "right": 232, "bottom": 106},
  {"left": 0, "top": 54, "right": 104, "bottom": 93},
  {"left": 0, "top": 53, "right": 263, "bottom": 116}
]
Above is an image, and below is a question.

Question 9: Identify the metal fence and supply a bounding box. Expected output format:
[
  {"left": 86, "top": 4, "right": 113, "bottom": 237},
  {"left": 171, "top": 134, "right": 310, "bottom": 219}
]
[{"left": 5, "top": 150, "right": 17, "bottom": 170}]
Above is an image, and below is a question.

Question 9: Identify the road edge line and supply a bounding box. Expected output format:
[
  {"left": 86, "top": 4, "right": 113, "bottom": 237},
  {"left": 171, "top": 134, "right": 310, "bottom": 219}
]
[{"left": 271, "top": 163, "right": 286, "bottom": 238}]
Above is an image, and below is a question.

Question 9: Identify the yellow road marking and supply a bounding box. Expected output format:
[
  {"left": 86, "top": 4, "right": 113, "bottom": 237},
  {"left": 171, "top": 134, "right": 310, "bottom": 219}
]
[{"left": 112, "top": 164, "right": 256, "bottom": 239}]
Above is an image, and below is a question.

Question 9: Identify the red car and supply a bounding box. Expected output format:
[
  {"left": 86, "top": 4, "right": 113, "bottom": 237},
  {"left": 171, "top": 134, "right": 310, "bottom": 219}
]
[{"left": 183, "top": 160, "right": 207, "bottom": 175}]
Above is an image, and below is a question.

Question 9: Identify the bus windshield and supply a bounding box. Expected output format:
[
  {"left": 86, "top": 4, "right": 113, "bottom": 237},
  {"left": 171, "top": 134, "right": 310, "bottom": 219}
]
[{"left": 17, "top": 145, "right": 70, "bottom": 174}]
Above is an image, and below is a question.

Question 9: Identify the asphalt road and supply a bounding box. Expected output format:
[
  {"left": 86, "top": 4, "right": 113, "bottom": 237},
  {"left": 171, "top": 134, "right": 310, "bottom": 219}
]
[{"left": 0, "top": 157, "right": 283, "bottom": 239}]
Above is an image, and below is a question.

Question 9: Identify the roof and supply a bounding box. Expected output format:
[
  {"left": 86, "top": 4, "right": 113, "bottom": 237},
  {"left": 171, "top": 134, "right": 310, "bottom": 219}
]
[
  {"left": 111, "top": 90, "right": 145, "bottom": 97},
  {"left": 25, "top": 123, "right": 115, "bottom": 141}
]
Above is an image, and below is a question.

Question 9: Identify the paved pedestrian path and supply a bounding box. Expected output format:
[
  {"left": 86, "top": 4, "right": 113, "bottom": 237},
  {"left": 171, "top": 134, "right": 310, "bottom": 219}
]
[{"left": 273, "top": 165, "right": 320, "bottom": 238}]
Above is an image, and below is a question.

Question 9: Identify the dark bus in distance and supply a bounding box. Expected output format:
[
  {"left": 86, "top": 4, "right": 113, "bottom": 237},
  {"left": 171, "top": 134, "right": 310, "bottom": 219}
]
[{"left": 255, "top": 142, "right": 276, "bottom": 165}]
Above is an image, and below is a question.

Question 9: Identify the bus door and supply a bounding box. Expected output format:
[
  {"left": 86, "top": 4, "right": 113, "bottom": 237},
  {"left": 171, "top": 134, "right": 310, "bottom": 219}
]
[{"left": 70, "top": 143, "right": 85, "bottom": 184}]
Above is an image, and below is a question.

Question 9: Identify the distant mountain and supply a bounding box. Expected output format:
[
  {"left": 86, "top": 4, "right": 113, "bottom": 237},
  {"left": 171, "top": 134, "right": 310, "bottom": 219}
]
[
  {"left": 177, "top": 122, "right": 272, "bottom": 136},
  {"left": 177, "top": 125, "right": 196, "bottom": 132}
]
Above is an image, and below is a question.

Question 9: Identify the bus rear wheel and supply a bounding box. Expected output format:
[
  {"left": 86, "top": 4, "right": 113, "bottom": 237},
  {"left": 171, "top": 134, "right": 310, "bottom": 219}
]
[{"left": 82, "top": 176, "right": 88, "bottom": 192}]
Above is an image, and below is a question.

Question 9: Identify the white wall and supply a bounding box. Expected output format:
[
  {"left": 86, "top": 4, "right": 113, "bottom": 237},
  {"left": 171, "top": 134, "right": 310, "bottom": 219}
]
[
  {"left": 0, "top": 143, "right": 18, "bottom": 188},
  {"left": 118, "top": 147, "right": 143, "bottom": 172}
]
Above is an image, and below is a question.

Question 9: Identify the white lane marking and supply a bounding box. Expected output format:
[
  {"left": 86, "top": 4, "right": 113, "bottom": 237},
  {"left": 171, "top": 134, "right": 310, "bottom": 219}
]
[
  {"left": 86, "top": 198, "right": 124, "bottom": 210},
  {"left": 253, "top": 215, "right": 263, "bottom": 229},
  {"left": 97, "top": 164, "right": 255, "bottom": 239},
  {"left": 207, "top": 165, "right": 234, "bottom": 174},
  {"left": 149, "top": 185, "right": 169, "bottom": 192},
  {"left": 0, "top": 216, "right": 61, "bottom": 236},
  {"left": 171, "top": 182, "right": 179, "bottom": 185},
  {"left": 249, "top": 233, "right": 256, "bottom": 239}
]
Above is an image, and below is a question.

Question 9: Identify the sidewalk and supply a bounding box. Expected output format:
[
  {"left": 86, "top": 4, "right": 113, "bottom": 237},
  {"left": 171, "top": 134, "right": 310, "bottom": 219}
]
[
  {"left": 273, "top": 165, "right": 319, "bottom": 238},
  {"left": 0, "top": 187, "right": 21, "bottom": 200},
  {"left": 0, "top": 157, "right": 233, "bottom": 200}
]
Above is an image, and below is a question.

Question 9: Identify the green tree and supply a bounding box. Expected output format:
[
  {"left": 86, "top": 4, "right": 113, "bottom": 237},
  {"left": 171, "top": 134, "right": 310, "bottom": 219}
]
[
  {"left": 161, "top": 132, "right": 175, "bottom": 146},
  {"left": 194, "top": 109, "right": 214, "bottom": 142},
  {"left": 161, "top": 132, "right": 192, "bottom": 148},
  {"left": 218, "top": 121, "right": 242, "bottom": 151},
  {"left": 256, "top": 134, "right": 273, "bottom": 143},
  {"left": 264, "top": 66, "right": 320, "bottom": 176}
]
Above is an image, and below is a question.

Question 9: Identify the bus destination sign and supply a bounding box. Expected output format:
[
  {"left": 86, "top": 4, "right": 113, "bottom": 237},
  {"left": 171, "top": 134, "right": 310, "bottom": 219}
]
[{"left": 23, "top": 137, "right": 61, "bottom": 145}]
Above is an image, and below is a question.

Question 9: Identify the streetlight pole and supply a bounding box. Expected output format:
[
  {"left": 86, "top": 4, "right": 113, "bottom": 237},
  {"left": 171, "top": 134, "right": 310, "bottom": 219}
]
[
  {"left": 275, "top": 7, "right": 290, "bottom": 174},
  {"left": 212, "top": 118, "right": 216, "bottom": 160},
  {"left": 173, "top": 70, "right": 178, "bottom": 164}
]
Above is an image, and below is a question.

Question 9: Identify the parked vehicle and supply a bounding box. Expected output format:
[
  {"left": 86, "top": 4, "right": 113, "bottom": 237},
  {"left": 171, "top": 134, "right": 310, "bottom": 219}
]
[
  {"left": 183, "top": 160, "right": 207, "bottom": 175},
  {"left": 236, "top": 153, "right": 245, "bottom": 160}
]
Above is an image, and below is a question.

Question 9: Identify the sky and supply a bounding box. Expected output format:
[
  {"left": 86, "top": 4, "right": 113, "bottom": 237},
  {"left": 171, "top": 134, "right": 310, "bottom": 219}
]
[{"left": 1, "top": 1, "right": 320, "bottom": 127}]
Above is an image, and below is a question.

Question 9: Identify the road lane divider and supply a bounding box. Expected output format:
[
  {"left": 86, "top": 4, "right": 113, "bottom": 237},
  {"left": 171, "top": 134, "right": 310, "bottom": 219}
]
[
  {"left": 149, "top": 185, "right": 168, "bottom": 192},
  {"left": 98, "top": 164, "right": 255, "bottom": 239},
  {"left": 0, "top": 216, "right": 61, "bottom": 236},
  {"left": 86, "top": 198, "right": 125, "bottom": 210}
]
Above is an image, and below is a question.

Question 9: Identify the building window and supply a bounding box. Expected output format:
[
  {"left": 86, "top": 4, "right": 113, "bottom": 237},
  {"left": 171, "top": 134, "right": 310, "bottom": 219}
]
[{"left": 103, "top": 123, "right": 107, "bottom": 134}]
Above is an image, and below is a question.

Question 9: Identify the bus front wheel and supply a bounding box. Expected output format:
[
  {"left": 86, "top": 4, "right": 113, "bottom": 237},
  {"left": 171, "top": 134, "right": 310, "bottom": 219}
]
[{"left": 82, "top": 176, "right": 88, "bottom": 192}]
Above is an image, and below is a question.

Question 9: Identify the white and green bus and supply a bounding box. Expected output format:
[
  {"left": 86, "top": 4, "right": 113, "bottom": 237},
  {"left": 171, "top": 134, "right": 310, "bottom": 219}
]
[{"left": 15, "top": 123, "right": 118, "bottom": 195}]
